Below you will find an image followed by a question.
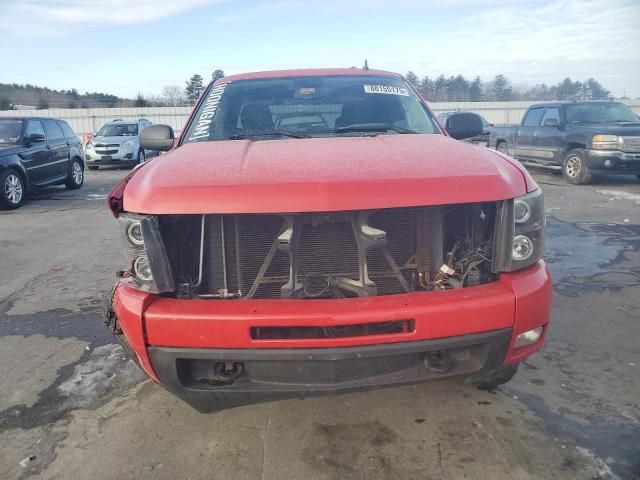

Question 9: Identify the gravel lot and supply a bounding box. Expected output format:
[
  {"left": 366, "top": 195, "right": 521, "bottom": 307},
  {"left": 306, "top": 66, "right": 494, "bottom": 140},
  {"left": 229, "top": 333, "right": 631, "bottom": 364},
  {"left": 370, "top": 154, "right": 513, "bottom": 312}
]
[{"left": 1, "top": 167, "right": 639, "bottom": 480}]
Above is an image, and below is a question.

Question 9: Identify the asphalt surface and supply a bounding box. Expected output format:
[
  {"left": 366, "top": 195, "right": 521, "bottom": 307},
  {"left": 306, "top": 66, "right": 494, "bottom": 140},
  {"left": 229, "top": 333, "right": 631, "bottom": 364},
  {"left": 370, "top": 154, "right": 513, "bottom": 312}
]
[{"left": 0, "top": 165, "right": 639, "bottom": 480}]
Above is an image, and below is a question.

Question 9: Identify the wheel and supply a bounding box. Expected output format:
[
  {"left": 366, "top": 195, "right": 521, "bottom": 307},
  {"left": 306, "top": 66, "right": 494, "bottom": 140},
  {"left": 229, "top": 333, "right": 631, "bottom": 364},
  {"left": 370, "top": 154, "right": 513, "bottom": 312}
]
[
  {"left": 137, "top": 149, "right": 146, "bottom": 164},
  {"left": 65, "top": 159, "right": 84, "bottom": 190},
  {"left": 471, "top": 363, "right": 519, "bottom": 389},
  {"left": 1, "top": 169, "right": 26, "bottom": 209},
  {"left": 88, "top": 165, "right": 99, "bottom": 171},
  {"left": 562, "top": 149, "right": 592, "bottom": 185},
  {"left": 497, "top": 142, "right": 509, "bottom": 155}
]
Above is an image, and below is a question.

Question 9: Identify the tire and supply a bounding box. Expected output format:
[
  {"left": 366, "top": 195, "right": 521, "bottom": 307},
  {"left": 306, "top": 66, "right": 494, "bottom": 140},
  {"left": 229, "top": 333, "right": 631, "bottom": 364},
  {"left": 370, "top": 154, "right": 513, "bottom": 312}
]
[
  {"left": 65, "top": 158, "right": 84, "bottom": 190},
  {"left": 471, "top": 363, "right": 519, "bottom": 390},
  {"left": 562, "top": 149, "right": 592, "bottom": 185},
  {"left": 497, "top": 142, "right": 509, "bottom": 155},
  {"left": 88, "top": 165, "right": 99, "bottom": 171},
  {"left": 137, "top": 149, "right": 146, "bottom": 165},
  {"left": 1, "top": 169, "right": 26, "bottom": 209}
]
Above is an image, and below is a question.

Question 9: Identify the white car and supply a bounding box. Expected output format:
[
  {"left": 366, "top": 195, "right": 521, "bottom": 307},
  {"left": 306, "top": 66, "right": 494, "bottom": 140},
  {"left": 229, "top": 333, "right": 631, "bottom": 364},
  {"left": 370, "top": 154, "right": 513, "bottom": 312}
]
[{"left": 84, "top": 119, "right": 156, "bottom": 170}]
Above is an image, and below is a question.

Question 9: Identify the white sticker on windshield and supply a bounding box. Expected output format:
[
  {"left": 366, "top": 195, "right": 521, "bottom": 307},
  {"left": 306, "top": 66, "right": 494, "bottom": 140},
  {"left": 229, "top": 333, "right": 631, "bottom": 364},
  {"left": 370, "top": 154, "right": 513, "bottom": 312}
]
[
  {"left": 188, "top": 82, "right": 229, "bottom": 141},
  {"left": 363, "top": 85, "right": 409, "bottom": 96}
]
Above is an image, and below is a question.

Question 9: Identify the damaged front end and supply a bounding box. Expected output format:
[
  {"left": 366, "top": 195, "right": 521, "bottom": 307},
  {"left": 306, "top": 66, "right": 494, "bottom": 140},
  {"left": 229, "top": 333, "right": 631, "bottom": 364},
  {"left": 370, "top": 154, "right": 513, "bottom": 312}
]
[{"left": 129, "top": 201, "right": 516, "bottom": 302}]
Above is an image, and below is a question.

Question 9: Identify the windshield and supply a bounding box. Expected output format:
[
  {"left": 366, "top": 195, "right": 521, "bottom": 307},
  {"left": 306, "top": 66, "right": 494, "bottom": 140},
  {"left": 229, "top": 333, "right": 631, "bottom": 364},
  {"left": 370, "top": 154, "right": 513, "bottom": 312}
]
[
  {"left": 0, "top": 119, "right": 23, "bottom": 145},
  {"left": 97, "top": 123, "right": 138, "bottom": 137},
  {"left": 183, "top": 75, "right": 439, "bottom": 143},
  {"left": 565, "top": 103, "right": 639, "bottom": 124}
]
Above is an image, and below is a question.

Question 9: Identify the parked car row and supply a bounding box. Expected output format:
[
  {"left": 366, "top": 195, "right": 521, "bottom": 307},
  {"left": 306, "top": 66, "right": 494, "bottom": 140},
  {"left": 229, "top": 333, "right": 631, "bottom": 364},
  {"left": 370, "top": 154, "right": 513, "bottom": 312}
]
[{"left": 0, "top": 116, "right": 159, "bottom": 209}]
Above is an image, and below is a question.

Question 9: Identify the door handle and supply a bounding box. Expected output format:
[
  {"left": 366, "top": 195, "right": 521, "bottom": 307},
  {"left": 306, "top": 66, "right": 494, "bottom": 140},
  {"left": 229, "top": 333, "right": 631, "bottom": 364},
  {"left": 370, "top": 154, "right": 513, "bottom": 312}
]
[
  {"left": 533, "top": 131, "right": 541, "bottom": 136},
  {"left": 517, "top": 130, "right": 524, "bottom": 136},
  {"left": 46, "top": 145, "right": 52, "bottom": 150}
]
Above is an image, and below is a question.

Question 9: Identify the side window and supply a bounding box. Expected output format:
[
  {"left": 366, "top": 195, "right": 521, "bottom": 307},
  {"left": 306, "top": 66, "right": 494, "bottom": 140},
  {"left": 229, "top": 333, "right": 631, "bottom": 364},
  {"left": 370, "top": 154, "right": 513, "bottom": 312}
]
[
  {"left": 58, "top": 121, "right": 76, "bottom": 139},
  {"left": 43, "top": 120, "right": 65, "bottom": 140},
  {"left": 522, "top": 108, "right": 544, "bottom": 127},
  {"left": 540, "top": 108, "right": 560, "bottom": 125},
  {"left": 26, "top": 120, "right": 46, "bottom": 138}
]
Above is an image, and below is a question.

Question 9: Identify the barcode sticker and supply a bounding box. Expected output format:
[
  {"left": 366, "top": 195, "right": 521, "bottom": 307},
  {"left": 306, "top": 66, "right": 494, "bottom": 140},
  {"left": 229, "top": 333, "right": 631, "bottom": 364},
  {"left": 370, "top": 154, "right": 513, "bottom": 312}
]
[{"left": 364, "top": 85, "right": 409, "bottom": 96}]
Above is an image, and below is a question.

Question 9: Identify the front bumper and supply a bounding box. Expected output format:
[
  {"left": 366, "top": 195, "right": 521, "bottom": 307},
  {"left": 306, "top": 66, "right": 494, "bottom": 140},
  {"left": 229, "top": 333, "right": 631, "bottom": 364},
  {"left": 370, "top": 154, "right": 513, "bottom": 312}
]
[
  {"left": 587, "top": 149, "right": 640, "bottom": 173},
  {"left": 111, "top": 260, "right": 551, "bottom": 411},
  {"left": 149, "top": 329, "right": 512, "bottom": 412},
  {"left": 85, "top": 148, "right": 136, "bottom": 165}
]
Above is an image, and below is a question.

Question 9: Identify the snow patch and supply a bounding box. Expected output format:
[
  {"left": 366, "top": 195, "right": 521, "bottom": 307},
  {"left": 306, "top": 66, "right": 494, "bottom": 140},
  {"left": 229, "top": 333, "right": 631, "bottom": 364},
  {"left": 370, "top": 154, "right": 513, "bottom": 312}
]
[
  {"left": 596, "top": 189, "right": 640, "bottom": 205},
  {"left": 575, "top": 446, "right": 617, "bottom": 480},
  {"left": 57, "top": 344, "right": 145, "bottom": 409}
]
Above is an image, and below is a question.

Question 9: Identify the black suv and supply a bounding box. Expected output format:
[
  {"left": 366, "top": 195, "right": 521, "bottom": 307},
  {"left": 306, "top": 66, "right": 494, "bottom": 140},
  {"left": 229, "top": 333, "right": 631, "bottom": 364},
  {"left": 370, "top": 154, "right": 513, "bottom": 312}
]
[{"left": 0, "top": 117, "right": 84, "bottom": 209}]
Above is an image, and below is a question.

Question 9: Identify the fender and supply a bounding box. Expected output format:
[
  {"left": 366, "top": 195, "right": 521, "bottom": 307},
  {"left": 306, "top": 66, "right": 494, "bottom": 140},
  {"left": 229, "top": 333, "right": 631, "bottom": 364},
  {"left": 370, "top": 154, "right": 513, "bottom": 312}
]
[{"left": 0, "top": 154, "right": 30, "bottom": 191}]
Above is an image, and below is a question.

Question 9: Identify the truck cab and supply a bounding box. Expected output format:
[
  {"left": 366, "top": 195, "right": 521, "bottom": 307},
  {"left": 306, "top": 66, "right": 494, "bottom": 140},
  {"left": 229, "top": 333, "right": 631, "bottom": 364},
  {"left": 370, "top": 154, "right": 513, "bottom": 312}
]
[{"left": 490, "top": 101, "right": 640, "bottom": 184}]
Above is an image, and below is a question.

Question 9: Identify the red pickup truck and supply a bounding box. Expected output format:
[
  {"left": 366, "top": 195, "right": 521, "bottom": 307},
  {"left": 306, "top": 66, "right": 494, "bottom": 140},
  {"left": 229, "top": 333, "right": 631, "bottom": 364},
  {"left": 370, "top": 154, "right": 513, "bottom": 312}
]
[{"left": 104, "top": 69, "right": 551, "bottom": 412}]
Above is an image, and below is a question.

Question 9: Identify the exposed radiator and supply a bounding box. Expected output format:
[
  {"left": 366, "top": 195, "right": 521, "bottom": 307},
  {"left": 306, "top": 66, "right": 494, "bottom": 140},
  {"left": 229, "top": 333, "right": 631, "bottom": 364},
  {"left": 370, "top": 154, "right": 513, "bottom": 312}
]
[{"left": 159, "top": 203, "right": 499, "bottom": 300}]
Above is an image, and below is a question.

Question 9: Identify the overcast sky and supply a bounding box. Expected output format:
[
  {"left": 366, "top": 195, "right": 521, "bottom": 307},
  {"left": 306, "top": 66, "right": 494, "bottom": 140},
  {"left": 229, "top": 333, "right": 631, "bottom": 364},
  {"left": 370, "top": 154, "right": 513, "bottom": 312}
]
[{"left": 2, "top": 0, "right": 639, "bottom": 98}]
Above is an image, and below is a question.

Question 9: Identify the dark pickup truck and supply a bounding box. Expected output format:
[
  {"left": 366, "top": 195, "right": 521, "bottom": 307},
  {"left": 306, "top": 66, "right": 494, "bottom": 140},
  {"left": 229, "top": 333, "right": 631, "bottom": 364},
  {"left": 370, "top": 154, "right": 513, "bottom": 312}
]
[{"left": 489, "top": 101, "right": 640, "bottom": 184}]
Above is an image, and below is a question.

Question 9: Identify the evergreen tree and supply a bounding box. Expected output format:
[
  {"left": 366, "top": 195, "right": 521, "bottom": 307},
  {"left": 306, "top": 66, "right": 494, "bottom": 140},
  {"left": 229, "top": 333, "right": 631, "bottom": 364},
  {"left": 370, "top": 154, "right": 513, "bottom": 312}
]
[
  {"left": 212, "top": 69, "right": 225, "bottom": 82},
  {"left": 185, "top": 74, "right": 204, "bottom": 103},
  {"left": 491, "top": 74, "right": 512, "bottom": 101},
  {"left": 555, "top": 78, "right": 581, "bottom": 100},
  {"left": 585, "top": 78, "right": 610, "bottom": 100},
  {"left": 405, "top": 71, "right": 419, "bottom": 88},
  {"left": 434, "top": 75, "right": 447, "bottom": 102},
  {"left": 134, "top": 93, "right": 148, "bottom": 107},
  {"left": 469, "top": 76, "right": 483, "bottom": 101},
  {"left": 419, "top": 76, "right": 435, "bottom": 100}
]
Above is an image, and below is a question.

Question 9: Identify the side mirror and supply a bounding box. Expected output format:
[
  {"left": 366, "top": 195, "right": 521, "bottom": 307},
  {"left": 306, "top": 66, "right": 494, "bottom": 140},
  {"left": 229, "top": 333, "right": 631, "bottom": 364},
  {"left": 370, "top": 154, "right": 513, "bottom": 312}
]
[
  {"left": 139, "top": 124, "right": 175, "bottom": 151},
  {"left": 27, "top": 133, "right": 46, "bottom": 143},
  {"left": 444, "top": 112, "right": 483, "bottom": 140},
  {"left": 543, "top": 118, "right": 559, "bottom": 128}
]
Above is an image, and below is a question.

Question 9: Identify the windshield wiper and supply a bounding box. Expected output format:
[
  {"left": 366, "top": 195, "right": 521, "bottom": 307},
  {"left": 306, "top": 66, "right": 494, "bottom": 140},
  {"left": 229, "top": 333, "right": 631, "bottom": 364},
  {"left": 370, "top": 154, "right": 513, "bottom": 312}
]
[
  {"left": 335, "top": 123, "right": 417, "bottom": 134},
  {"left": 228, "top": 129, "right": 310, "bottom": 140}
]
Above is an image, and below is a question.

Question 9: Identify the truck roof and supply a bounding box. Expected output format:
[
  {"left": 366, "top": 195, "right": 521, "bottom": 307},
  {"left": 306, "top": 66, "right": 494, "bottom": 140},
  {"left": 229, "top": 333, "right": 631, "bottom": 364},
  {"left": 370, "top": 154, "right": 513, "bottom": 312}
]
[
  {"left": 528, "top": 100, "right": 620, "bottom": 109},
  {"left": 218, "top": 68, "right": 401, "bottom": 83}
]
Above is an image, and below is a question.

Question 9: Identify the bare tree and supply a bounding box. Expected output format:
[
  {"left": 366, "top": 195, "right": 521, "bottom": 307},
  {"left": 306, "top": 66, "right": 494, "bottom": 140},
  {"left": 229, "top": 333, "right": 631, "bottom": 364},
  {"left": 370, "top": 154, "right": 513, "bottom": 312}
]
[{"left": 162, "top": 85, "right": 187, "bottom": 106}]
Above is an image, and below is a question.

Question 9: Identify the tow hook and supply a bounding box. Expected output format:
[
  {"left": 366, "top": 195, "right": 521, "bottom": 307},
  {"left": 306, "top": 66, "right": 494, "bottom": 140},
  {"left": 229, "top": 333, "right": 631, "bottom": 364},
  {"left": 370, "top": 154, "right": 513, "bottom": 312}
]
[
  {"left": 424, "top": 350, "right": 452, "bottom": 374},
  {"left": 197, "top": 362, "right": 244, "bottom": 386}
]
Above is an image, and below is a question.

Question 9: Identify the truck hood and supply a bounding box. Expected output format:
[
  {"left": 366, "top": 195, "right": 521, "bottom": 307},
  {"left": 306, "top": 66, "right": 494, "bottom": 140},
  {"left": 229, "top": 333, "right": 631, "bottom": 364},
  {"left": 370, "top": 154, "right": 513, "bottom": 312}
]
[
  {"left": 571, "top": 122, "right": 640, "bottom": 136},
  {"left": 123, "top": 134, "right": 529, "bottom": 214}
]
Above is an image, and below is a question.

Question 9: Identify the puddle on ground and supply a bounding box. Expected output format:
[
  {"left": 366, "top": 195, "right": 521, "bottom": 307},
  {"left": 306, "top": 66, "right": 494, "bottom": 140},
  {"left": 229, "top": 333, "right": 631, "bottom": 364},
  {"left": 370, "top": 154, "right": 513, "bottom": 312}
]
[
  {"left": 545, "top": 218, "right": 640, "bottom": 296},
  {"left": 502, "top": 386, "right": 640, "bottom": 480}
]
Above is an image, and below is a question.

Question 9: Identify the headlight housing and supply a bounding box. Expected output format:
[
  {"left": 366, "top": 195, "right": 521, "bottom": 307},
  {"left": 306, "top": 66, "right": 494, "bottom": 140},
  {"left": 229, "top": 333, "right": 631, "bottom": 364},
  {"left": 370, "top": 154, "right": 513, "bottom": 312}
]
[
  {"left": 122, "top": 139, "right": 135, "bottom": 150},
  {"left": 118, "top": 213, "right": 174, "bottom": 293},
  {"left": 493, "top": 189, "right": 545, "bottom": 272},
  {"left": 510, "top": 189, "right": 545, "bottom": 271},
  {"left": 592, "top": 134, "right": 621, "bottom": 150}
]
